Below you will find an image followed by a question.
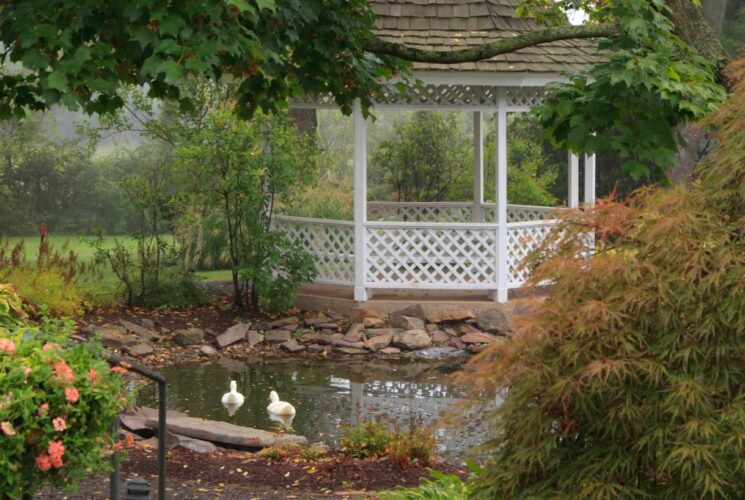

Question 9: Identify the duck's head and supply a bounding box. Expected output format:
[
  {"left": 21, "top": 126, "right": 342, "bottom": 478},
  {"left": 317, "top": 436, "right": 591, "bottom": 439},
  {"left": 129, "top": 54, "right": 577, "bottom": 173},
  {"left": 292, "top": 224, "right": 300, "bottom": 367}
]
[
  {"left": 229, "top": 380, "right": 237, "bottom": 392},
  {"left": 269, "top": 390, "right": 279, "bottom": 403}
]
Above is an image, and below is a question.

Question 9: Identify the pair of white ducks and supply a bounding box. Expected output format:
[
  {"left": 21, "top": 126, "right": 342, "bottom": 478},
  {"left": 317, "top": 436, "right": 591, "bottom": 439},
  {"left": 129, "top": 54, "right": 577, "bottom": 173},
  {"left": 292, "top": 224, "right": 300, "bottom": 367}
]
[{"left": 221, "top": 380, "right": 296, "bottom": 416}]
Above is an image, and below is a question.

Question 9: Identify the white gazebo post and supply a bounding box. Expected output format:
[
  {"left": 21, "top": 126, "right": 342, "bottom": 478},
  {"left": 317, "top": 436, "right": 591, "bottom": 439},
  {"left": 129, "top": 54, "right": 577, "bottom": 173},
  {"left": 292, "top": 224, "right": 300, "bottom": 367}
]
[
  {"left": 492, "top": 93, "right": 508, "bottom": 303},
  {"left": 472, "top": 111, "right": 484, "bottom": 222},
  {"left": 584, "top": 153, "right": 596, "bottom": 205},
  {"left": 353, "top": 100, "right": 370, "bottom": 301},
  {"left": 568, "top": 152, "right": 580, "bottom": 208}
]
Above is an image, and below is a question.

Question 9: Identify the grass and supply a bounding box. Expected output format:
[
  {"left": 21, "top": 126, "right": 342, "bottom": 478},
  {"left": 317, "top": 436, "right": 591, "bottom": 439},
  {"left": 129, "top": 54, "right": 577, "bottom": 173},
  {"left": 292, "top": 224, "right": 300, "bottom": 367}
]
[{"left": 3, "top": 235, "right": 230, "bottom": 283}]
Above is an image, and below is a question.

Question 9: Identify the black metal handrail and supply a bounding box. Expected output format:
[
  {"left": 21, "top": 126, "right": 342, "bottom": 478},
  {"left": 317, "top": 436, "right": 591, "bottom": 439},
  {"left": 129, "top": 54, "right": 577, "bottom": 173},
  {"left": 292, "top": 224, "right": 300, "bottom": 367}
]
[{"left": 107, "top": 355, "right": 166, "bottom": 500}]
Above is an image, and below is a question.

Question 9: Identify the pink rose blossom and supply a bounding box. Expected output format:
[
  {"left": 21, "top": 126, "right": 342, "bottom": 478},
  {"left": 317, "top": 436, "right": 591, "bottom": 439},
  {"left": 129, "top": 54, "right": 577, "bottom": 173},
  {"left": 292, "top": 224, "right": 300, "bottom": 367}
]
[
  {"left": 52, "top": 417, "right": 67, "bottom": 432},
  {"left": 35, "top": 453, "right": 52, "bottom": 472},
  {"left": 0, "top": 338, "right": 16, "bottom": 354},
  {"left": 48, "top": 440, "right": 65, "bottom": 468},
  {"left": 1, "top": 421, "right": 15, "bottom": 436},
  {"left": 52, "top": 360, "right": 74, "bottom": 383},
  {"left": 87, "top": 369, "right": 98, "bottom": 384},
  {"left": 64, "top": 387, "right": 79, "bottom": 403}
]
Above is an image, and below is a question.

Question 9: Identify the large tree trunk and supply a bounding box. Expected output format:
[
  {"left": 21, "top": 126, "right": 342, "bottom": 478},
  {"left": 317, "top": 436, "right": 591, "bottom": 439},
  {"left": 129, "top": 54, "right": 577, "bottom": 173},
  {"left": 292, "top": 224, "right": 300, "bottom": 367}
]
[{"left": 702, "top": 0, "right": 728, "bottom": 35}]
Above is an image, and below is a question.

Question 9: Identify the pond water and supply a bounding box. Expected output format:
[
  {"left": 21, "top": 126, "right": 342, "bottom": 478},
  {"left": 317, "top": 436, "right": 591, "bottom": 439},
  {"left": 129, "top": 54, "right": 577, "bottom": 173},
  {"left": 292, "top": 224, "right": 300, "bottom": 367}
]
[{"left": 137, "top": 355, "right": 491, "bottom": 462}]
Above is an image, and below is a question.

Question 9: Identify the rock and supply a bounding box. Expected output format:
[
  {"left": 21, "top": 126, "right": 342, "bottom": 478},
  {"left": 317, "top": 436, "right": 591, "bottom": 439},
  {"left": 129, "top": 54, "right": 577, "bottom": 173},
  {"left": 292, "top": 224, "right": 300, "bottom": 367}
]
[
  {"left": 124, "top": 342, "right": 153, "bottom": 357},
  {"left": 204, "top": 328, "right": 217, "bottom": 337},
  {"left": 173, "top": 328, "right": 204, "bottom": 346},
  {"left": 460, "top": 332, "right": 503, "bottom": 344},
  {"left": 98, "top": 328, "right": 141, "bottom": 350},
  {"left": 141, "top": 318, "right": 156, "bottom": 330},
  {"left": 363, "top": 317, "right": 385, "bottom": 328},
  {"left": 270, "top": 316, "right": 298, "bottom": 328},
  {"left": 410, "top": 346, "right": 463, "bottom": 359},
  {"left": 247, "top": 331, "right": 264, "bottom": 347},
  {"left": 343, "top": 323, "right": 364, "bottom": 343},
  {"left": 200, "top": 345, "right": 218, "bottom": 356},
  {"left": 335, "top": 347, "right": 367, "bottom": 355},
  {"left": 132, "top": 406, "right": 189, "bottom": 420},
  {"left": 468, "top": 343, "right": 491, "bottom": 353},
  {"left": 432, "top": 331, "right": 450, "bottom": 344},
  {"left": 145, "top": 415, "right": 307, "bottom": 449},
  {"left": 456, "top": 323, "right": 481, "bottom": 336},
  {"left": 349, "top": 308, "right": 380, "bottom": 323},
  {"left": 139, "top": 430, "right": 180, "bottom": 450},
  {"left": 313, "top": 323, "right": 339, "bottom": 330},
  {"left": 255, "top": 322, "right": 272, "bottom": 331},
  {"left": 425, "top": 323, "right": 441, "bottom": 335},
  {"left": 119, "top": 320, "right": 158, "bottom": 342},
  {"left": 217, "top": 357, "right": 248, "bottom": 373},
  {"left": 379, "top": 347, "right": 401, "bottom": 355},
  {"left": 365, "top": 328, "right": 404, "bottom": 338},
  {"left": 304, "top": 316, "right": 329, "bottom": 326},
  {"left": 365, "top": 332, "right": 393, "bottom": 351},
  {"left": 283, "top": 323, "right": 300, "bottom": 333},
  {"left": 448, "top": 337, "right": 466, "bottom": 350},
  {"left": 475, "top": 309, "right": 509, "bottom": 334},
  {"left": 390, "top": 315, "right": 425, "bottom": 331},
  {"left": 216, "top": 323, "right": 250, "bottom": 348},
  {"left": 425, "top": 310, "right": 476, "bottom": 324},
  {"left": 393, "top": 330, "right": 432, "bottom": 350},
  {"left": 306, "top": 343, "right": 324, "bottom": 353},
  {"left": 281, "top": 339, "right": 306, "bottom": 353},
  {"left": 264, "top": 330, "right": 292, "bottom": 344},
  {"left": 120, "top": 415, "right": 154, "bottom": 438},
  {"left": 391, "top": 304, "right": 426, "bottom": 320},
  {"left": 176, "top": 435, "right": 218, "bottom": 454}
]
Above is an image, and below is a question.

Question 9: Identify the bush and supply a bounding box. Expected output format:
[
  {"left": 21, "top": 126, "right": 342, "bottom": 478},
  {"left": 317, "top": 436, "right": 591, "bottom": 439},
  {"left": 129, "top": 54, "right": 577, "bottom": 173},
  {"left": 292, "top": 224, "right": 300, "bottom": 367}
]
[
  {"left": 0, "top": 285, "right": 130, "bottom": 498},
  {"left": 387, "top": 426, "right": 438, "bottom": 466},
  {"left": 340, "top": 418, "right": 438, "bottom": 465},
  {"left": 5, "top": 269, "right": 83, "bottom": 317},
  {"left": 381, "top": 469, "right": 471, "bottom": 500},
  {"left": 340, "top": 419, "right": 394, "bottom": 458},
  {"left": 467, "top": 59, "right": 745, "bottom": 499}
]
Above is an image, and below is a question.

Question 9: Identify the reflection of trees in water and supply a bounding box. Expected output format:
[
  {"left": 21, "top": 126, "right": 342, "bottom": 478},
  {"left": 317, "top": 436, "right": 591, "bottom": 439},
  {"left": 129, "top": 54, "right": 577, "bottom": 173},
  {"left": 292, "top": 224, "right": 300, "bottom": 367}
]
[{"left": 137, "top": 357, "right": 485, "bottom": 461}]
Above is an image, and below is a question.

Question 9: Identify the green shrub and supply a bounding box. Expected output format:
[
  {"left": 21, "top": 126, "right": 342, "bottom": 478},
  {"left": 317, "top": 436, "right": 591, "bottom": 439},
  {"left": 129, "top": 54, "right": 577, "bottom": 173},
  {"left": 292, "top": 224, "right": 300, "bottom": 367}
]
[
  {"left": 381, "top": 470, "right": 471, "bottom": 500},
  {"left": 467, "top": 59, "right": 745, "bottom": 499},
  {"left": 0, "top": 285, "right": 130, "bottom": 498},
  {"left": 6, "top": 270, "right": 83, "bottom": 317},
  {"left": 387, "top": 426, "right": 438, "bottom": 466},
  {"left": 340, "top": 419, "right": 394, "bottom": 458}
]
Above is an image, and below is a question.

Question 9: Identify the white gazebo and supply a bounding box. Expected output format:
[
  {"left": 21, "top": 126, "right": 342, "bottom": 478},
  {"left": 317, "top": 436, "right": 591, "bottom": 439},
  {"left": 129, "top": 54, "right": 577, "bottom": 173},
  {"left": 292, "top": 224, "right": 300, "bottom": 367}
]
[{"left": 275, "top": 0, "right": 604, "bottom": 303}]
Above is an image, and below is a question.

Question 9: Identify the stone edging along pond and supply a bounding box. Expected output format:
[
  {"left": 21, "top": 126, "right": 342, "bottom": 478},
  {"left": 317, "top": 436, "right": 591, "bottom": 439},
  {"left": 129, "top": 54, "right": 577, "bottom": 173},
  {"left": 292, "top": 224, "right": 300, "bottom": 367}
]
[{"left": 76, "top": 303, "right": 513, "bottom": 367}]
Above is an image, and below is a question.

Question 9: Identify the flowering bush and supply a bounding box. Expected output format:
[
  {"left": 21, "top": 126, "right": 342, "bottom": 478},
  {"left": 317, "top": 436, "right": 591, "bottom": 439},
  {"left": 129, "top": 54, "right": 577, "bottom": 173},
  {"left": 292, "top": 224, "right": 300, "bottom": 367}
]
[{"left": 0, "top": 284, "right": 130, "bottom": 498}]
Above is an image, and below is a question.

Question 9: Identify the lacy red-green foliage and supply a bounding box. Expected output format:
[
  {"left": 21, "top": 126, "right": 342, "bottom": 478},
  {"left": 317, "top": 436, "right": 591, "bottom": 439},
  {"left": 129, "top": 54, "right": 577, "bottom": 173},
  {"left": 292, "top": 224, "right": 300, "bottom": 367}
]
[{"left": 466, "top": 58, "right": 745, "bottom": 499}]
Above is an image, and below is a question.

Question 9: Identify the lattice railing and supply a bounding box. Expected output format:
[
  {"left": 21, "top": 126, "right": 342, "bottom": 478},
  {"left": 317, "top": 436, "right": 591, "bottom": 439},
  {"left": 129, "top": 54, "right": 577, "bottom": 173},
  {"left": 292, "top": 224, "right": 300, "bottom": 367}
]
[
  {"left": 506, "top": 220, "right": 556, "bottom": 287},
  {"left": 483, "top": 204, "right": 559, "bottom": 223},
  {"left": 368, "top": 202, "right": 472, "bottom": 223},
  {"left": 273, "top": 215, "right": 355, "bottom": 285},
  {"left": 364, "top": 222, "right": 498, "bottom": 288}
]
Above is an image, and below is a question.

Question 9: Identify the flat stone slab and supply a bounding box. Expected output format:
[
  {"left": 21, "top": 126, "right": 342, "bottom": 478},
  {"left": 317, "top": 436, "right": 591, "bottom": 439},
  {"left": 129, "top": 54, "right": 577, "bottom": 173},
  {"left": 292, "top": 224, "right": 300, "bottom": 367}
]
[
  {"left": 124, "top": 342, "right": 154, "bottom": 357},
  {"left": 173, "top": 328, "right": 204, "bottom": 346},
  {"left": 426, "top": 310, "right": 476, "bottom": 324},
  {"left": 247, "top": 331, "right": 264, "bottom": 347},
  {"left": 120, "top": 320, "right": 159, "bottom": 342},
  {"left": 145, "top": 415, "right": 307, "bottom": 449},
  {"left": 460, "top": 332, "right": 503, "bottom": 344},
  {"left": 264, "top": 330, "right": 291, "bottom": 344},
  {"left": 216, "top": 323, "right": 249, "bottom": 348}
]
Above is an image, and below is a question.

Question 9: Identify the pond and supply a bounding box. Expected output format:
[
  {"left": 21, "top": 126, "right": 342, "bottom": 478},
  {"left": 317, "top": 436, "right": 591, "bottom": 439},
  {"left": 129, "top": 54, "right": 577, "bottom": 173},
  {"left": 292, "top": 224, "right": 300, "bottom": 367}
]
[{"left": 137, "top": 354, "right": 491, "bottom": 463}]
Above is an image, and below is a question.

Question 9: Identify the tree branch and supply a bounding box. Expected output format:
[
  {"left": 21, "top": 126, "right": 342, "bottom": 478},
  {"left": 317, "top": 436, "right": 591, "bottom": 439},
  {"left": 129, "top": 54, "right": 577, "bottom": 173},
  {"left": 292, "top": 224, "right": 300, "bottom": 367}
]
[{"left": 363, "top": 23, "right": 620, "bottom": 64}]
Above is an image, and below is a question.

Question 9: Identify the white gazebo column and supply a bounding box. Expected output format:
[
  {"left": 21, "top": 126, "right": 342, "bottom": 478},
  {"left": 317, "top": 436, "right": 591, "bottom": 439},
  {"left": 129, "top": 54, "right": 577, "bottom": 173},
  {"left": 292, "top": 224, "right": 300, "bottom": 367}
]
[
  {"left": 492, "top": 94, "right": 508, "bottom": 303},
  {"left": 353, "top": 100, "right": 370, "bottom": 301},
  {"left": 471, "top": 111, "right": 484, "bottom": 222},
  {"left": 584, "top": 153, "right": 596, "bottom": 205},
  {"left": 568, "top": 152, "right": 580, "bottom": 208}
]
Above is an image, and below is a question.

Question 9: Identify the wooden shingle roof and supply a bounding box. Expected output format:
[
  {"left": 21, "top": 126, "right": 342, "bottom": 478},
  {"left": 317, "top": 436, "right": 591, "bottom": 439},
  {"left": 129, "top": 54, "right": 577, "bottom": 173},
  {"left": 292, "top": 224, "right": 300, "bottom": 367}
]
[{"left": 370, "top": 0, "right": 606, "bottom": 73}]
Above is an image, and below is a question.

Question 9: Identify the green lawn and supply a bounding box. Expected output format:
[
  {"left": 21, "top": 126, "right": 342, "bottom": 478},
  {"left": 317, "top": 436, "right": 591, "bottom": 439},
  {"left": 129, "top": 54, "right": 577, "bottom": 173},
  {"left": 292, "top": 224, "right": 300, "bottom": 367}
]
[{"left": 2, "top": 235, "right": 230, "bottom": 282}]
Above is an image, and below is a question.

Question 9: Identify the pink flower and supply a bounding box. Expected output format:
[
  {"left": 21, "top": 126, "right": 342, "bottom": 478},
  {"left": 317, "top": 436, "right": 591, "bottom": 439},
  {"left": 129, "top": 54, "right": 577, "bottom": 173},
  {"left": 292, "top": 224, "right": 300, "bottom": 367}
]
[
  {"left": 111, "top": 366, "right": 128, "bottom": 374},
  {"left": 48, "top": 440, "right": 65, "bottom": 468},
  {"left": 52, "top": 360, "right": 74, "bottom": 383},
  {"left": 38, "top": 403, "right": 49, "bottom": 416},
  {"left": 52, "top": 417, "right": 67, "bottom": 432},
  {"left": 0, "top": 338, "right": 16, "bottom": 354},
  {"left": 1, "top": 421, "right": 15, "bottom": 436},
  {"left": 87, "top": 369, "right": 98, "bottom": 384},
  {"left": 35, "top": 453, "right": 52, "bottom": 472},
  {"left": 42, "top": 342, "right": 59, "bottom": 352},
  {"left": 22, "top": 366, "right": 32, "bottom": 376},
  {"left": 64, "top": 387, "right": 79, "bottom": 403}
]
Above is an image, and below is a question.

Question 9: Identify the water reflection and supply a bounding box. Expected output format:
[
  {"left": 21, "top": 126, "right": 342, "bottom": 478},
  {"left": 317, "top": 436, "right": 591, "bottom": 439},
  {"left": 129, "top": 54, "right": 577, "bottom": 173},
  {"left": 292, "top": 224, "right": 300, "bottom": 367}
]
[{"left": 137, "top": 357, "right": 489, "bottom": 462}]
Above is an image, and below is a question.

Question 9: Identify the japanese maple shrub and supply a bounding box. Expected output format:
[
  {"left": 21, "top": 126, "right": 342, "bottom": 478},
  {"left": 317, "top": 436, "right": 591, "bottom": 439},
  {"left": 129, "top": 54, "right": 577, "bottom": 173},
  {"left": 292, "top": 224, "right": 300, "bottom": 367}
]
[
  {"left": 468, "top": 58, "right": 745, "bottom": 499},
  {"left": 0, "top": 284, "right": 130, "bottom": 498}
]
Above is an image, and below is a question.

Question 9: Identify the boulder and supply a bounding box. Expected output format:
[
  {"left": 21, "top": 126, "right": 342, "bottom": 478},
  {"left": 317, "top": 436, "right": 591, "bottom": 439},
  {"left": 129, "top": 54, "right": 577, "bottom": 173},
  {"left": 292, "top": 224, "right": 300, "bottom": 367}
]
[
  {"left": 269, "top": 316, "right": 298, "bottom": 328},
  {"left": 390, "top": 315, "right": 425, "bottom": 331},
  {"left": 173, "top": 328, "right": 204, "bottom": 346},
  {"left": 460, "top": 332, "right": 503, "bottom": 344},
  {"left": 335, "top": 347, "right": 367, "bottom": 355},
  {"left": 264, "top": 330, "right": 292, "bottom": 344},
  {"left": 124, "top": 342, "right": 154, "bottom": 357},
  {"left": 349, "top": 308, "right": 380, "bottom": 323},
  {"left": 120, "top": 320, "right": 159, "bottom": 342},
  {"left": 120, "top": 415, "right": 154, "bottom": 438},
  {"left": 379, "top": 347, "right": 401, "bottom": 355},
  {"left": 141, "top": 318, "right": 156, "bottom": 330},
  {"left": 393, "top": 330, "right": 432, "bottom": 350},
  {"left": 431, "top": 331, "right": 450, "bottom": 344},
  {"left": 200, "top": 345, "right": 218, "bottom": 356},
  {"left": 475, "top": 309, "right": 509, "bottom": 334},
  {"left": 343, "top": 323, "right": 364, "bottom": 343},
  {"left": 391, "top": 304, "right": 426, "bottom": 320},
  {"left": 363, "top": 317, "right": 385, "bottom": 328},
  {"left": 281, "top": 339, "right": 306, "bottom": 353},
  {"left": 216, "top": 323, "right": 250, "bottom": 348},
  {"left": 176, "top": 435, "right": 218, "bottom": 454},
  {"left": 365, "top": 328, "right": 403, "bottom": 338},
  {"left": 98, "top": 328, "right": 141, "bottom": 350},
  {"left": 448, "top": 337, "right": 466, "bottom": 350},
  {"left": 425, "top": 310, "right": 476, "bottom": 324},
  {"left": 365, "top": 332, "right": 393, "bottom": 351},
  {"left": 247, "top": 331, "right": 264, "bottom": 347},
  {"left": 145, "top": 415, "right": 306, "bottom": 449},
  {"left": 456, "top": 323, "right": 481, "bottom": 336}
]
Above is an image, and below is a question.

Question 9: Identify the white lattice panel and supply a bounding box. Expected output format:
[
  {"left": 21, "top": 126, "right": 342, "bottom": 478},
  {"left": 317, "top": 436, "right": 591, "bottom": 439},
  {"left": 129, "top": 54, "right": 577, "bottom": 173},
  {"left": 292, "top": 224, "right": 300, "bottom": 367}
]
[
  {"left": 378, "top": 84, "right": 500, "bottom": 107},
  {"left": 483, "top": 204, "right": 555, "bottom": 223},
  {"left": 506, "top": 223, "right": 554, "bottom": 287},
  {"left": 368, "top": 203, "right": 472, "bottom": 223},
  {"left": 273, "top": 216, "right": 355, "bottom": 285},
  {"left": 504, "top": 87, "right": 545, "bottom": 108},
  {"left": 365, "top": 226, "right": 497, "bottom": 287}
]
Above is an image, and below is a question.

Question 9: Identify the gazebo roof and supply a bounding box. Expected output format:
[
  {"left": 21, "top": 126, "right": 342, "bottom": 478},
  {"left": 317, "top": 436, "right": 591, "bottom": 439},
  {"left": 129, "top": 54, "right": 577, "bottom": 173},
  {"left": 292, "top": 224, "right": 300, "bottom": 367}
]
[{"left": 370, "top": 0, "right": 606, "bottom": 73}]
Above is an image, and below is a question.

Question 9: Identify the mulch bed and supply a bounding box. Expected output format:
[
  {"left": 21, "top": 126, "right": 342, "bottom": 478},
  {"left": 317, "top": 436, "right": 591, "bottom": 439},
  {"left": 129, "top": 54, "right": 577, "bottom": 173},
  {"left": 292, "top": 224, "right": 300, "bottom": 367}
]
[{"left": 37, "top": 445, "right": 467, "bottom": 499}]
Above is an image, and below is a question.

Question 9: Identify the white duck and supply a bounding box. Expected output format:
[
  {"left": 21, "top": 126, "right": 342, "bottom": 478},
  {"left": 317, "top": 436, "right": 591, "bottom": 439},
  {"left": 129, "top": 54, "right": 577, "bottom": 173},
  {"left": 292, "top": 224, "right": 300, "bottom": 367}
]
[
  {"left": 267, "top": 390, "right": 296, "bottom": 416},
  {"left": 221, "top": 380, "right": 245, "bottom": 406}
]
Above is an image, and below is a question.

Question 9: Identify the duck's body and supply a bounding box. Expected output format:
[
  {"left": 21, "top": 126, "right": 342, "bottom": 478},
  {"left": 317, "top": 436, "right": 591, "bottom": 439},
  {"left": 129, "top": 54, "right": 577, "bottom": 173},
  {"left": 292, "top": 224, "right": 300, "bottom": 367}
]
[
  {"left": 267, "top": 390, "right": 295, "bottom": 416},
  {"left": 221, "top": 380, "right": 245, "bottom": 406}
]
